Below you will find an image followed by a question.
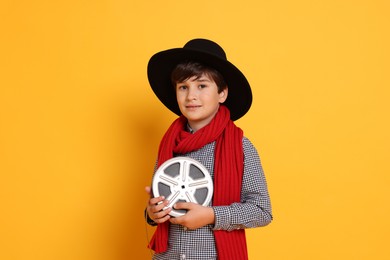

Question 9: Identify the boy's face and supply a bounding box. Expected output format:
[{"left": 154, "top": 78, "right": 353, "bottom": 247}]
[{"left": 175, "top": 73, "right": 228, "bottom": 131}]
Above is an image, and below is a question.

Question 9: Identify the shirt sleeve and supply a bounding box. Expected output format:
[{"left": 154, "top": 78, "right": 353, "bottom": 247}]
[{"left": 213, "top": 137, "right": 273, "bottom": 231}]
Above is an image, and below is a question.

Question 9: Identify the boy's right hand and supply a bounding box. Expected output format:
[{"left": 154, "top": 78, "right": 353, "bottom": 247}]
[{"left": 145, "top": 186, "right": 172, "bottom": 224}]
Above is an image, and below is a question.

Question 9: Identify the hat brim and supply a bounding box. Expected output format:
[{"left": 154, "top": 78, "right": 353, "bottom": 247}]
[{"left": 147, "top": 48, "right": 252, "bottom": 121}]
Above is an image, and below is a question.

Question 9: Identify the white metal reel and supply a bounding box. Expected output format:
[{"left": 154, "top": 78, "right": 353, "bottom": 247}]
[{"left": 152, "top": 157, "right": 214, "bottom": 217}]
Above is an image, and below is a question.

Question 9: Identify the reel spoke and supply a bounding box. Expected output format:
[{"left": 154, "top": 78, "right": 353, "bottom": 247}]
[{"left": 159, "top": 175, "right": 178, "bottom": 187}]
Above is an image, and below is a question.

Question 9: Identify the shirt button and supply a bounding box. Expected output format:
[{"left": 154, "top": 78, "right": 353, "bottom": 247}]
[
  {"left": 180, "top": 254, "right": 186, "bottom": 259},
  {"left": 183, "top": 227, "right": 188, "bottom": 231}
]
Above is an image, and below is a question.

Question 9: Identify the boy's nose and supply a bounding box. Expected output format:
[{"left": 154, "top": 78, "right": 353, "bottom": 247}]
[{"left": 187, "top": 88, "right": 197, "bottom": 100}]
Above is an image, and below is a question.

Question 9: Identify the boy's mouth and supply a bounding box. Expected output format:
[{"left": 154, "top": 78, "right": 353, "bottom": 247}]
[{"left": 186, "top": 104, "right": 201, "bottom": 109}]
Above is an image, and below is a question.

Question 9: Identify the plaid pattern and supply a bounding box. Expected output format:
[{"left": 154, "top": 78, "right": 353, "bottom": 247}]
[{"left": 149, "top": 137, "right": 272, "bottom": 260}]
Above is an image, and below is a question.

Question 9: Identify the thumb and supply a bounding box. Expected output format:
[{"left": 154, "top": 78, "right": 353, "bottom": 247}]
[
  {"left": 145, "top": 186, "right": 151, "bottom": 195},
  {"left": 173, "top": 201, "right": 192, "bottom": 210}
]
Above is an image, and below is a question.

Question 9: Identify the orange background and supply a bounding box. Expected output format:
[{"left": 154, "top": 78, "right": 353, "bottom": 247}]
[{"left": 1, "top": 1, "right": 389, "bottom": 259}]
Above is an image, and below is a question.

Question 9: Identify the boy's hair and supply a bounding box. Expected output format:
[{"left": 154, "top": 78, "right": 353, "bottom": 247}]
[{"left": 171, "top": 61, "right": 227, "bottom": 93}]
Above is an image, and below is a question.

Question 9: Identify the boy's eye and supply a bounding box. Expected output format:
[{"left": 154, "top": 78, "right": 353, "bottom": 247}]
[
  {"left": 177, "top": 85, "right": 187, "bottom": 90},
  {"left": 199, "top": 84, "right": 206, "bottom": 89}
]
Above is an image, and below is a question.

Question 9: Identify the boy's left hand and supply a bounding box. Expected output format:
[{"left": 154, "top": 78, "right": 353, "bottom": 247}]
[{"left": 169, "top": 202, "right": 215, "bottom": 230}]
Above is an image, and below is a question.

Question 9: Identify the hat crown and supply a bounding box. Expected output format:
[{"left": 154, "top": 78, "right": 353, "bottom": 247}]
[{"left": 183, "top": 39, "right": 227, "bottom": 60}]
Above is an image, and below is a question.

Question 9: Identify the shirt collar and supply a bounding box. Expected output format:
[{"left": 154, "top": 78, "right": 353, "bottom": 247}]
[{"left": 186, "top": 123, "right": 194, "bottom": 134}]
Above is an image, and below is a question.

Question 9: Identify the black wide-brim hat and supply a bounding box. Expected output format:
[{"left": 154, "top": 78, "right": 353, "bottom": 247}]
[{"left": 147, "top": 38, "right": 252, "bottom": 121}]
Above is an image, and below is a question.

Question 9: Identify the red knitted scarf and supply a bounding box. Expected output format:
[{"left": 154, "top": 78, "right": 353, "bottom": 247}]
[{"left": 148, "top": 106, "right": 248, "bottom": 259}]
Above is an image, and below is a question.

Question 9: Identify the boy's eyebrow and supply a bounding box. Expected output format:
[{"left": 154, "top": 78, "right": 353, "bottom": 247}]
[
  {"left": 194, "top": 77, "right": 211, "bottom": 82},
  {"left": 176, "top": 76, "right": 211, "bottom": 84}
]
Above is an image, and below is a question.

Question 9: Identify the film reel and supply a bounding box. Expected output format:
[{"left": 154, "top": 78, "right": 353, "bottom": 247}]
[{"left": 152, "top": 157, "right": 213, "bottom": 217}]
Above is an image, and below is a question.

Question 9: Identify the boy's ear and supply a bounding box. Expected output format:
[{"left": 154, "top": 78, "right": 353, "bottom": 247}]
[{"left": 219, "top": 87, "right": 228, "bottom": 103}]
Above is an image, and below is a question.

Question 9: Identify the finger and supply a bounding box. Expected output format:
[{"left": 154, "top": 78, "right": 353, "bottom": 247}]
[
  {"left": 154, "top": 213, "right": 171, "bottom": 224},
  {"left": 173, "top": 201, "right": 193, "bottom": 210},
  {"left": 149, "top": 196, "right": 166, "bottom": 206},
  {"left": 153, "top": 199, "right": 170, "bottom": 212},
  {"left": 169, "top": 217, "right": 177, "bottom": 225},
  {"left": 145, "top": 186, "right": 151, "bottom": 195},
  {"left": 169, "top": 215, "right": 185, "bottom": 226},
  {"left": 147, "top": 199, "right": 170, "bottom": 217},
  {"left": 153, "top": 207, "right": 172, "bottom": 220}
]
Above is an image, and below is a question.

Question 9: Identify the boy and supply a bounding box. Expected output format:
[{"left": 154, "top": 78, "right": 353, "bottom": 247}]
[{"left": 144, "top": 39, "right": 272, "bottom": 260}]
